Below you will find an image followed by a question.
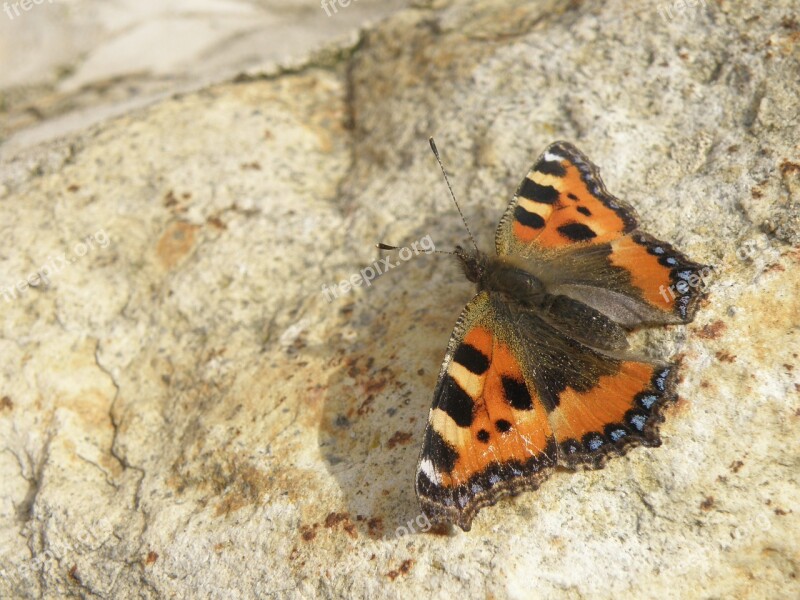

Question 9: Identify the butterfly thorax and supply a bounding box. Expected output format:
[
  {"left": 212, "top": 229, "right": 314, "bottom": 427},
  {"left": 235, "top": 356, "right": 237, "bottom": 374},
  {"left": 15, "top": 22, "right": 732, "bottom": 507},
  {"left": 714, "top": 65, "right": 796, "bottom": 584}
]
[{"left": 455, "top": 245, "right": 547, "bottom": 309}]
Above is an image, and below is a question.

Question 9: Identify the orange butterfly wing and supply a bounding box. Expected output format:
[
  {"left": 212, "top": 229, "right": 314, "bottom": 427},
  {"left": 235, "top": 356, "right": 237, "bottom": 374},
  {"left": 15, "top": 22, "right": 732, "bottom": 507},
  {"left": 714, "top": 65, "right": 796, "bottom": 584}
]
[
  {"left": 496, "top": 142, "right": 708, "bottom": 324},
  {"left": 417, "top": 294, "right": 678, "bottom": 530},
  {"left": 496, "top": 141, "right": 637, "bottom": 253}
]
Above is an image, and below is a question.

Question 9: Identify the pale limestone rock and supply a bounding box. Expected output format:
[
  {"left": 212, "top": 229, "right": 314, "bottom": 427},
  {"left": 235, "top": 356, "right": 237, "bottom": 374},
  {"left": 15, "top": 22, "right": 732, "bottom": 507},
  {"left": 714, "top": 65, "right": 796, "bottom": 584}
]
[{"left": 0, "top": 1, "right": 798, "bottom": 598}]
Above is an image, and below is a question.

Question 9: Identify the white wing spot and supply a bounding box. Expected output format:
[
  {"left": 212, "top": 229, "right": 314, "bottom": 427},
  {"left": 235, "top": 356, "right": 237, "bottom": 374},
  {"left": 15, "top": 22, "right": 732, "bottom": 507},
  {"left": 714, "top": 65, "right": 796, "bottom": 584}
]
[
  {"left": 418, "top": 458, "right": 441, "bottom": 485},
  {"left": 543, "top": 152, "right": 564, "bottom": 163}
]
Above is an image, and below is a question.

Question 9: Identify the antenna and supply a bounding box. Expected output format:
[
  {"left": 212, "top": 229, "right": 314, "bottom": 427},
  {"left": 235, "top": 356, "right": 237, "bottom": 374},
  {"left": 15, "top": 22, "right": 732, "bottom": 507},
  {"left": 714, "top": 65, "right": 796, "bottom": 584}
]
[
  {"left": 429, "top": 137, "right": 478, "bottom": 253},
  {"left": 375, "top": 242, "right": 453, "bottom": 256}
]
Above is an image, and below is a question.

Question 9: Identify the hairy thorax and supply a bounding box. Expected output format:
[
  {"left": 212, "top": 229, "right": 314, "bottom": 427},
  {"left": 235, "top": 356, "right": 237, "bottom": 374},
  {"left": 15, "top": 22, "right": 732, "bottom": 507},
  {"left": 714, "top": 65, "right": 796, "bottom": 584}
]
[{"left": 455, "top": 246, "right": 547, "bottom": 309}]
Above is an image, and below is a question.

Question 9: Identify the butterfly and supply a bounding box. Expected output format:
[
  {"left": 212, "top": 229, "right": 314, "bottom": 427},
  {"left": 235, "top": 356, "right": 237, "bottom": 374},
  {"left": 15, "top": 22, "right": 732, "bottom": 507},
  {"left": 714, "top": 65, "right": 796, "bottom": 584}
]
[{"left": 413, "top": 139, "right": 708, "bottom": 531}]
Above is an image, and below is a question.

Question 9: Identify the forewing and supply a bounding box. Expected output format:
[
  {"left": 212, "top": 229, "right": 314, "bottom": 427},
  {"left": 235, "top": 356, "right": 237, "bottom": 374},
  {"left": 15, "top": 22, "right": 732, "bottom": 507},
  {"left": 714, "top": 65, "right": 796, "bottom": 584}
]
[
  {"left": 496, "top": 142, "right": 708, "bottom": 325},
  {"left": 495, "top": 141, "right": 638, "bottom": 256}
]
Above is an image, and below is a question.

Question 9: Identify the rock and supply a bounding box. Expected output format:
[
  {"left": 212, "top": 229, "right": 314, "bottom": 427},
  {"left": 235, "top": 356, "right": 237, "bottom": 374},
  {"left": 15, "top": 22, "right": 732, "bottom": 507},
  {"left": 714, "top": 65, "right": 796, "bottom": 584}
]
[
  {"left": 0, "top": 0, "right": 408, "bottom": 156},
  {"left": 0, "top": 0, "right": 798, "bottom": 597}
]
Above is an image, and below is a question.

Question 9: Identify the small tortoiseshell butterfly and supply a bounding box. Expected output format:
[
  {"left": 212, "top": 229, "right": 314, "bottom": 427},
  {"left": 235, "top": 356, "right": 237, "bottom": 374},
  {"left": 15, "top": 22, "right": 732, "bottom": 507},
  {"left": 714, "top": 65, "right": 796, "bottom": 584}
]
[{"left": 410, "top": 139, "right": 707, "bottom": 531}]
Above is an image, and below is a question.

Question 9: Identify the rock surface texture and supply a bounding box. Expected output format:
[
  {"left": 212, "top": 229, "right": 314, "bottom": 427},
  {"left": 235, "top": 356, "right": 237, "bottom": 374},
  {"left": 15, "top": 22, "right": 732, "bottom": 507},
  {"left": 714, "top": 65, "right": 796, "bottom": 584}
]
[
  {"left": 1, "top": 0, "right": 799, "bottom": 598},
  {"left": 0, "top": 0, "right": 408, "bottom": 156}
]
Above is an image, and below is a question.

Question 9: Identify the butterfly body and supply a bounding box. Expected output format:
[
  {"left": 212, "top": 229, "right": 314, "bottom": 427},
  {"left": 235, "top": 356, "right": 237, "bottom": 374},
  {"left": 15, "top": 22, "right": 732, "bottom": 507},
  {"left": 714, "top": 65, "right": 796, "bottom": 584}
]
[
  {"left": 455, "top": 246, "right": 547, "bottom": 309},
  {"left": 415, "top": 141, "right": 708, "bottom": 531}
]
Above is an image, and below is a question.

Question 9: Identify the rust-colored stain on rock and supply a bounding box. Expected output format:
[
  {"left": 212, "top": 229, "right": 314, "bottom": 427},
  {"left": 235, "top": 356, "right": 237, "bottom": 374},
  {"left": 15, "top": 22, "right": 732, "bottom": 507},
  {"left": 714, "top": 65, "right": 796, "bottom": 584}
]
[
  {"left": 68, "top": 565, "right": 81, "bottom": 584},
  {"left": 386, "top": 431, "right": 413, "bottom": 449},
  {"left": 698, "top": 321, "right": 727, "bottom": 339},
  {"left": 157, "top": 220, "right": 199, "bottom": 270},
  {"left": 300, "top": 524, "right": 318, "bottom": 542},
  {"left": 716, "top": 351, "right": 737, "bottom": 363},
  {"left": 779, "top": 159, "right": 800, "bottom": 176},
  {"left": 387, "top": 559, "right": 414, "bottom": 581},
  {"left": 323, "top": 511, "right": 357, "bottom": 537},
  {"left": 367, "top": 517, "right": 383, "bottom": 539},
  {"left": 211, "top": 464, "right": 271, "bottom": 517},
  {"left": 666, "top": 395, "right": 691, "bottom": 416}
]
